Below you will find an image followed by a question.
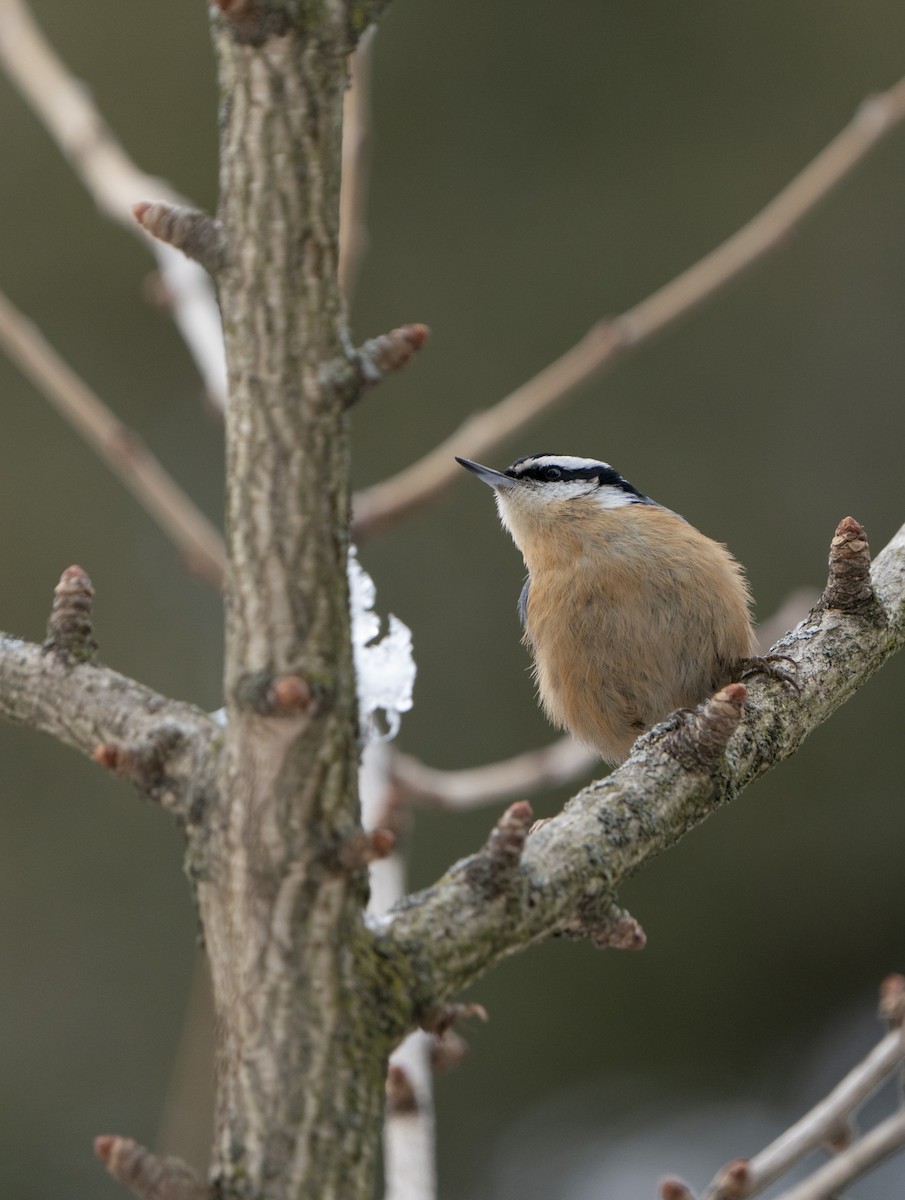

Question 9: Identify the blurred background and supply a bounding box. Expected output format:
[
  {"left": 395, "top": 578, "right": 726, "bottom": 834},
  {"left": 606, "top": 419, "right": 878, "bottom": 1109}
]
[{"left": 1, "top": 1, "right": 904, "bottom": 1197}]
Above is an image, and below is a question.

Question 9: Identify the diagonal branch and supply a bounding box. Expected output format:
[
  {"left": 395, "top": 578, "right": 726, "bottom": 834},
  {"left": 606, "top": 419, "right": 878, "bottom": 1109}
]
[
  {"left": 0, "top": 286, "right": 226, "bottom": 587},
  {"left": 0, "top": 631, "right": 219, "bottom": 819},
  {"left": 353, "top": 74, "right": 905, "bottom": 537},
  {"left": 0, "top": 0, "right": 227, "bottom": 410},
  {"left": 376, "top": 516, "right": 905, "bottom": 1021}
]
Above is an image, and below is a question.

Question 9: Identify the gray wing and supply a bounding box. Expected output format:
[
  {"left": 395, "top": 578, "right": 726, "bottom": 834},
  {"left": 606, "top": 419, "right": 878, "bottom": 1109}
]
[{"left": 518, "top": 576, "right": 530, "bottom": 627}]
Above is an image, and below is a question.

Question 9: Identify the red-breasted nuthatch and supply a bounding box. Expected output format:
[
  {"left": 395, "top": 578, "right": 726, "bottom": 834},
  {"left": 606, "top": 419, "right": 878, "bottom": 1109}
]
[{"left": 457, "top": 452, "right": 759, "bottom": 764}]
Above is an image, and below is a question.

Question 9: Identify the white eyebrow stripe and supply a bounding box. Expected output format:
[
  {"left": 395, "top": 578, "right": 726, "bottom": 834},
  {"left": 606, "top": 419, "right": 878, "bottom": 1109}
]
[{"left": 518, "top": 455, "right": 611, "bottom": 472}]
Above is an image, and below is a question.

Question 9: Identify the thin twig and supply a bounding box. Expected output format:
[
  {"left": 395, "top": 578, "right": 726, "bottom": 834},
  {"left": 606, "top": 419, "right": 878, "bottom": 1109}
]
[
  {"left": 0, "top": 0, "right": 227, "bottom": 410},
  {"left": 702, "top": 1027, "right": 905, "bottom": 1199},
  {"left": 339, "top": 26, "right": 376, "bottom": 300},
  {"left": 353, "top": 74, "right": 905, "bottom": 537},
  {"left": 0, "top": 633, "right": 218, "bottom": 819},
  {"left": 772, "top": 1108, "right": 905, "bottom": 1200},
  {"left": 392, "top": 737, "right": 595, "bottom": 810},
  {"left": 0, "top": 287, "right": 226, "bottom": 587},
  {"left": 361, "top": 743, "right": 438, "bottom": 1200}
]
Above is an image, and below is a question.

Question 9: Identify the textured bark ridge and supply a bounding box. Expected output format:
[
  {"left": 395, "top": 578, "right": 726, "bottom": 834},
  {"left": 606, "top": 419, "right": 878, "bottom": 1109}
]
[{"left": 202, "top": 10, "right": 389, "bottom": 1199}]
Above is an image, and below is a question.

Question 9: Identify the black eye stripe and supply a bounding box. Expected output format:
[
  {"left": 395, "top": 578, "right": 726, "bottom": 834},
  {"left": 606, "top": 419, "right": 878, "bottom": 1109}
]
[{"left": 503, "top": 456, "right": 654, "bottom": 504}]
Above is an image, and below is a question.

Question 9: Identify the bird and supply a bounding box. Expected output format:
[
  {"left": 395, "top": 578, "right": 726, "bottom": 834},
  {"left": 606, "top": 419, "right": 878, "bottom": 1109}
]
[{"left": 456, "top": 452, "right": 760, "bottom": 764}]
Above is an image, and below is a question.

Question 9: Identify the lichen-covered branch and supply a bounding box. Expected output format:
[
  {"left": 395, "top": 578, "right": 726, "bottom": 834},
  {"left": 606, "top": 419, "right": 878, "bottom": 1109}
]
[
  {"left": 0, "top": 632, "right": 219, "bottom": 820},
  {"left": 377, "top": 516, "right": 905, "bottom": 1018}
]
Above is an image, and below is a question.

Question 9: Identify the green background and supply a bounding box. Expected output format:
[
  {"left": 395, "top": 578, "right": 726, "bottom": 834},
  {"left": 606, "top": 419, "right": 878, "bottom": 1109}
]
[{"left": 1, "top": 2, "right": 904, "bottom": 1197}]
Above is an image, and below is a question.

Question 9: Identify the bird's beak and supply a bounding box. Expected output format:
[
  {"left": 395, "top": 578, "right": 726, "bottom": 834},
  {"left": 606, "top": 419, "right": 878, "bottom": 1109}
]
[{"left": 455, "top": 456, "right": 519, "bottom": 490}]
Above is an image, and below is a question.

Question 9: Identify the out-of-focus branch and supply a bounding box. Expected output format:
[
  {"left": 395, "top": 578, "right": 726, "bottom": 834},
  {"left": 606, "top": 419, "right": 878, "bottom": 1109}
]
[
  {"left": 699, "top": 1016, "right": 905, "bottom": 1198},
  {"left": 671, "top": 977, "right": 905, "bottom": 1200},
  {"left": 360, "top": 743, "right": 438, "bottom": 1200},
  {"left": 0, "top": 287, "right": 226, "bottom": 587},
  {"left": 339, "top": 26, "right": 376, "bottom": 300},
  {"left": 353, "top": 74, "right": 905, "bottom": 538},
  {"left": 392, "top": 737, "right": 595, "bottom": 810},
  {"left": 773, "top": 1109, "right": 905, "bottom": 1200},
  {"left": 0, "top": 0, "right": 227, "bottom": 409}
]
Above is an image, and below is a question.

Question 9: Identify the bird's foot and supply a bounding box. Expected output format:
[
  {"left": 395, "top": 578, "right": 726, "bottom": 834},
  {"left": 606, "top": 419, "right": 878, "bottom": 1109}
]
[{"left": 736, "top": 654, "right": 800, "bottom": 695}]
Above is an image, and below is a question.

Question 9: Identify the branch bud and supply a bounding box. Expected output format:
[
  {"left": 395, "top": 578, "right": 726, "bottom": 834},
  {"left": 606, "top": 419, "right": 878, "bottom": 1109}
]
[
  {"left": 133, "top": 201, "right": 226, "bottom": 276},
  {"left": 822, "top": 516, "right": 877, "bottom": 614},
  {"left": 663, "top": 683, "right": 746, "bottom": 770},
  {"left": 421, "top": 1002, "right": 488, "bottom": 1038},
  {"left": 660, "top": 1179, "right": 697, "bottom": 1200},
  {"left": 355, "top": 323, "right": 430, "bottom": 386},
  {"left": 879, "top": 973, "right": 905, "bottom": 1028},
  {"left": 94, "top": 1134, "right": 207, "bottom": 1200},
  {"left": 711, "top": 1158, "right": 750, "bottom": 1200},
  {"left": 43, "top": 565, "right": 97, "bottom": 662},
  {"left": 465, "top": 800, "right": 533, "bottom": 896}
]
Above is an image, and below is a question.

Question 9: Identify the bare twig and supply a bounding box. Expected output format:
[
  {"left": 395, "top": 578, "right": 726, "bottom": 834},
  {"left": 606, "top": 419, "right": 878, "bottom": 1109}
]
[
  {"left": 772, "top": 1109, "right": 905, "bottom": 1200},
  {"left": 353, "top": 74, "right": 905, "bottom": 537},
  {"left": 94, "top": 1135, "right": 208, "bottom": 1200},
  {"left": 361, "top": 743, "right": 438, "bottom": 1200},
  {"left": 0, "top": 287, "right": 226, "bottom": 587},
  {"left": 755, "top": 588, "right": 819, "bottom": 654},
  {"left": 392, "top": 736, "right": 596, "bottom": 810},
  {"left": 0, "top": 632, "right": 218, "bottom": 818},
  {"left": 133, "top": 202, "right": 226, "bottom": 278},
  {"left": 716, "top": 1028, "right": 905, "bottom": 1198},
  {"left": 0, "top": 0, "right": 227, "bottom": 409},
  {"left": 339, "top": 26, "right": 376, "bottom": 300}
]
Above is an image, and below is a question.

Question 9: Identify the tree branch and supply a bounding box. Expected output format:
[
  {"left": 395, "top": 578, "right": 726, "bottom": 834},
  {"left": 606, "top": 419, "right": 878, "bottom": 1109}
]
[
  {"left": 0, "top": 631, "right": 219, "bottom": 820},
  {"left": 0, "top": 0, "right": 227, "bottom": 410},
  {"left": 0, "top": 286, "right": 226, "bottom": 588},
  {"left": 377, "top": 516, "right": 905, "bottom": 1020},
  {"left": 94, "top": 1135, "right": 208, "bottom": 1200},
  {"left": 352, "top": 74, "right": 905, "bottom": 538}
]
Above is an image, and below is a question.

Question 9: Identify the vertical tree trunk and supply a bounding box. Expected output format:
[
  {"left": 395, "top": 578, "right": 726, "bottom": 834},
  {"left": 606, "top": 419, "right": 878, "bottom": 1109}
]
[{"left": 200, "top": 10, "right": 388, "bottom": 1198}]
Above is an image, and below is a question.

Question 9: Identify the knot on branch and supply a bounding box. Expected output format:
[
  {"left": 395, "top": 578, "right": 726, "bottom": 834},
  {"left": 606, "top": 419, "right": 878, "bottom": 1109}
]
[
  {"left": 464, "top": 800, "right": 533, "bottom": 896},
  {"left": 132, "top": 202, "right": 225, "bottom": 276},
  {"left": 92, "top": 725, "right": 186, "bottom": 799},
  {"left": 94, "top": 1134, "right": 208, "bottom": 1200},
  {"left": 822, "top": 516, "right": 881, "bottom": 616},
  {"left": 43, "top": 565, "right": 97, "bottom": 662},
  {"left": 663, "top": 684, "right": 747, "bottom": 770}
]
